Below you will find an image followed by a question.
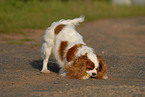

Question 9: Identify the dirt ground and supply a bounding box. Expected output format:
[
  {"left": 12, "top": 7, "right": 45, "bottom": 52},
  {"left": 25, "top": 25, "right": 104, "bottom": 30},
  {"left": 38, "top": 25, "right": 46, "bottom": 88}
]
[{"left": 0, "top": 17, "right": 145, "bottom": 97}]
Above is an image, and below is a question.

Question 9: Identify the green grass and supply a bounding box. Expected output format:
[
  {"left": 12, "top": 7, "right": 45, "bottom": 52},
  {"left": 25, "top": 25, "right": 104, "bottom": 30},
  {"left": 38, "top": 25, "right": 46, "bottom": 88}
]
[
  {"left": 2, "top": 37, "right": 33, "bottom": 44},
  {"left": 0, "top": 0, "right": 145, "bottom": 33}
]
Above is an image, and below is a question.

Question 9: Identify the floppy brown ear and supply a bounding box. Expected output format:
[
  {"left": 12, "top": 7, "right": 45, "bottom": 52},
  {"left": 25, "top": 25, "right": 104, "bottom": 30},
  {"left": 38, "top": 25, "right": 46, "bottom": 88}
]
[
  {"left": 65, "top": 55, "right": 87, "bottom": 79},
  {"left": 95, "top": 55, "right": 108, "bottom": 79}
]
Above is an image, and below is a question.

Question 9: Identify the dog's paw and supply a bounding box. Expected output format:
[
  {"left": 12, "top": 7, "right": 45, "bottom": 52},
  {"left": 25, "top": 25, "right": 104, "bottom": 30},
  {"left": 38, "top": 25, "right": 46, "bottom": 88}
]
[
  {"left": 103, "top": 75, "right": 108, "bottom": 79},
  {"left": 82, "top": 76, "right": 89, "bottom": 80},
  {"left": 59, "top": 73, "right": 66, "bottom": 77},
  {"left": 41, "top": 69, "right": 50, "bottom": 74}
]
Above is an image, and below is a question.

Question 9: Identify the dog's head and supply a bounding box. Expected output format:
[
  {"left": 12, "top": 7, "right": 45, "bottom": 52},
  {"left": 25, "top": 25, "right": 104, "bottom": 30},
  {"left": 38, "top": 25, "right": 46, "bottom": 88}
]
[
  {"left": 65, "top": 54, "right": 108, "bottom": 79},
  {"left": 65, "top": 53, "right": 101, "bottom": 79},
  {"left": 95, "top": 55, "right": 108, "bottom": 79},
  {"left": 85, "top": 53, "right": 99, "bottom": 78},
  {"left": 65, "top": 55, "right": 87, "bottom": 79}
]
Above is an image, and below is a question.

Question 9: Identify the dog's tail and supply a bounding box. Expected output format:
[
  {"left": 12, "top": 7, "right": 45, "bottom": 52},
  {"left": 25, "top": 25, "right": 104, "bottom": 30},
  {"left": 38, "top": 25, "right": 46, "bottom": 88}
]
[
  {"left": 59, "top": 16, "right": 85, "bottom": 27},
  {"left": 70, "top": 16, "right": 85, "bottom": 26}
]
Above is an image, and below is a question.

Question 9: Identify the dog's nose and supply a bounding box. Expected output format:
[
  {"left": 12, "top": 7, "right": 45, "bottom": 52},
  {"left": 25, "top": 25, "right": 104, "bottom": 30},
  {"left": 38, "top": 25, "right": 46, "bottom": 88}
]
[{"left": 92, "top": 73, "right": 96, "bottom": 76}]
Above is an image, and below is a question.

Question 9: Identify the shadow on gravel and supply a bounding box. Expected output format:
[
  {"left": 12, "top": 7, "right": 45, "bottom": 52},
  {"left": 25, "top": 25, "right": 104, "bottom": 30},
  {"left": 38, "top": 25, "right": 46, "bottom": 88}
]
[{"left": 30, "top": 59, "right": 60, "bottom": 73}]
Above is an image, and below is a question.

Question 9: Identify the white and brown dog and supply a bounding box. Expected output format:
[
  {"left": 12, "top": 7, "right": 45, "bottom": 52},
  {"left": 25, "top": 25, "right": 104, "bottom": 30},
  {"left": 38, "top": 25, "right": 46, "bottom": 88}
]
[{"left": 41, "top": 16, "right": 108, "bottom": 79}]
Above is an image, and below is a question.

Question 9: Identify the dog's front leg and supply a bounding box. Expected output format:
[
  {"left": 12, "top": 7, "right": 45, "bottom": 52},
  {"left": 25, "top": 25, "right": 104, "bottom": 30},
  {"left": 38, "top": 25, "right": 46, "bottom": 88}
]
[{"left": 58, "top": 67, "right": 66, "bottom": 77}]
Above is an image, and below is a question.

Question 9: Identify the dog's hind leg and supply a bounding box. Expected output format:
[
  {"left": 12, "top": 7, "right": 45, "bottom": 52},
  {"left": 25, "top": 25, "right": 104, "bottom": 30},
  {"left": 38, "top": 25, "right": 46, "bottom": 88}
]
[
  {"left": 41, "top": 28, "right": 55, "bottom": 73},
  {"left": 41, "top": 58, "right": 50, "bottom": 73},
  {"left": 41, "top": 43, "right": 53, "bottom": 73}
]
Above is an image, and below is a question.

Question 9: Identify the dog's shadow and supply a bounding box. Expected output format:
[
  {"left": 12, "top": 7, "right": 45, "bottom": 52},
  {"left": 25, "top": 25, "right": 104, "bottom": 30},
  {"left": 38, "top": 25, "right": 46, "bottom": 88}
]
[{"left": 30, "top": 59, "right": 60, "bottom": 73}]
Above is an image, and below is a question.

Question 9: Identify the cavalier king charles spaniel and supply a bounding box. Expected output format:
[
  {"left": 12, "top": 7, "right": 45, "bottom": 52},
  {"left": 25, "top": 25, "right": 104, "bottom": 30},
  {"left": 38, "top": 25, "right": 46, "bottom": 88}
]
[{"left": 41, "top": 16, "right": 108, "bottom": 79}]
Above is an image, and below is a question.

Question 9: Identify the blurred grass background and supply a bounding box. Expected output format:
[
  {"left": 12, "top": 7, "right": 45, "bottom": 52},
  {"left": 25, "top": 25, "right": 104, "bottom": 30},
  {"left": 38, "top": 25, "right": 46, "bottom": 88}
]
[{"left": 0, "top": 0, "right": 145, "bottom": 33}]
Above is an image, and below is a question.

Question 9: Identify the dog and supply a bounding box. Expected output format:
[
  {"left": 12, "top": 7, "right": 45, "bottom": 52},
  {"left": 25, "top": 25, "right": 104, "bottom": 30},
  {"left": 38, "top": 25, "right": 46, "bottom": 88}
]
[{"left": 41, "top": 16, "right": 108, "bottom": 79}]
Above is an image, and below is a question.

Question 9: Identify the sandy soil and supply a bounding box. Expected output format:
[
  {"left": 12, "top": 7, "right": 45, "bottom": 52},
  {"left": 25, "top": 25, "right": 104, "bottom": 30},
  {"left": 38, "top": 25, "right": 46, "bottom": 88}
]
[{"left": 0, "top": 17, "right": 145, "bottom": 97}]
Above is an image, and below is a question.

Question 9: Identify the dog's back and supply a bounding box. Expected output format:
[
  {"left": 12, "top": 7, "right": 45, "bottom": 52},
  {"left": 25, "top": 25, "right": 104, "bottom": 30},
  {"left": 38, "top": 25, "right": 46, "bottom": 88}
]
[{"left": 53, "top": 23, "right": 86, "bottom": 67}]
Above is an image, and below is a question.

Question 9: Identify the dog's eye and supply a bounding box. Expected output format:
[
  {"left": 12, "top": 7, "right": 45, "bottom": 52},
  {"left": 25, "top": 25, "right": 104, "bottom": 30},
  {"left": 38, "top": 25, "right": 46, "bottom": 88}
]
[{"left": 87, "top": 68, "right": 93, "bottom": 70}]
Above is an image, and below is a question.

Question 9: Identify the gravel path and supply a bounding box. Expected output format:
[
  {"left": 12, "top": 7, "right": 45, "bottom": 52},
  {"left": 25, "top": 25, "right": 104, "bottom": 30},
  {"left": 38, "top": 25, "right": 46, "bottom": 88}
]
[{"left": 0, "top": 17, "right": 145, "bottom": 97}]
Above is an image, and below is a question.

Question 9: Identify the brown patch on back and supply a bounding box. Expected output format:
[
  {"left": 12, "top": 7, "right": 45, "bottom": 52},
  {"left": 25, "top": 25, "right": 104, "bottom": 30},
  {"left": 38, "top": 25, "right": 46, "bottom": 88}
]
[
  {"left": 66, "top": 44, "right": 83, "bottom": 62},
  {"left": 59, "top": 41, "right": 68, "bottom": 60},
  {"left": 55, "top": 24, "right": 65, "bottom": 35},
  {"left": 65, "top": 54, "right": 88, "bottom": 79},
  {"left": 95, "top": 55, "right": 108, "bottom": 79}
]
